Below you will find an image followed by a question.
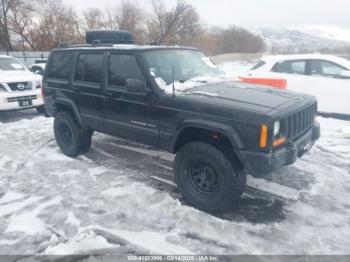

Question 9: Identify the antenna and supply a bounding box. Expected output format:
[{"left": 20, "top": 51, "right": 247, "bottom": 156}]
[{"left": 172, "top": 66, "right": 175, "bottom": 97}]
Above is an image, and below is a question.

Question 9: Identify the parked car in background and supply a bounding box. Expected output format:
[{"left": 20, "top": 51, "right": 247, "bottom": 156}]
[
  {"left": 247, "top": 54, "right": 350, "bottom": 117},
  {"left": 30, "top": 59, "right": 48, "bottom": 75},
  {"left": 0, "top": 55, "right": 44, "bottom": 113}
]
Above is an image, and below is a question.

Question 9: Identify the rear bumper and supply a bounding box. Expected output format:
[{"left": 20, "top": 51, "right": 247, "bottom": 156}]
[
  {"left": 0, "top": 89, "right": 43, "bottom": 111},
  {"left": 239, "top": 122, "right": 321, "bottom": 178}
]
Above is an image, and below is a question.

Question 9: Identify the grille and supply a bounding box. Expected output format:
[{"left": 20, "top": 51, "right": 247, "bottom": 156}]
[
  {"left": 7, "top": 82, "right": 32, "bottom": 91},
  {"left": 285, "top": 103, "right": 317, "bottom": 139},
  {"left": 7, "top": 95, "right": 37, "bottom": 103}
]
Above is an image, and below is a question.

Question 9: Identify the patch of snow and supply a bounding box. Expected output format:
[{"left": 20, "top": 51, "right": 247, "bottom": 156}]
[
  {"left": 0, "top": 191, "right": 26, "bottom": 205},
  {"left": 157, "top": 76, "right": 233, "bottom": 95},
  {"left": 0, "top": 238, "right": 21, "bottom": 246},
  {"left": 94, "top": 226, "right": 192, "bottom": 255},
  {"left": 5, "top": 197, "right": 62, "bottom": 236},
  {"left": 0, "top": 196, "right": 43, "bottom": 217},
  {"left": 5, "top": 211, "right": 49, "bottom": 236},
  {"left": 247, "top": 176, "right": 300, "bottom": 201},
  {"left": 65, "top": 212, "right": 81, "bottom": 227},
  {"left": 44, "top": 231, "right": 117, "bottom": 255}
]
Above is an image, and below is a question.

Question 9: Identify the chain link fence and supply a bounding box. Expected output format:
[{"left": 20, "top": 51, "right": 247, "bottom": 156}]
[{"left": 0, "top": 51, "right": 50, "bottom": 66}]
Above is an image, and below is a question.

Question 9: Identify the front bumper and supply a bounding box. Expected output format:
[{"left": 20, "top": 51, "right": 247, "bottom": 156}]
[
  {"left": 239, "top": 122, "right": 321, "bottom": 178},
  {"left": 0, "top": 89, "right": 44, "bottom": 111}
]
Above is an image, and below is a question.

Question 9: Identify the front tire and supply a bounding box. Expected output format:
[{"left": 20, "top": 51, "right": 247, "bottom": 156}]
[
  {"left": 54, "top": 111, "right": 84, "bottom": 157},
  {"left": 174, "top": 142, "right": 246, "bottom": 213}
]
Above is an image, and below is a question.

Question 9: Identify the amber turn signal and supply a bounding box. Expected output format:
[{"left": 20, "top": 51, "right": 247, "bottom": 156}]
[
  {"left": 259, "top": 124, "right": 268, "bottom": 148},
  {"left": 273, "top": 137, "right": 287, "bottom": 148}
]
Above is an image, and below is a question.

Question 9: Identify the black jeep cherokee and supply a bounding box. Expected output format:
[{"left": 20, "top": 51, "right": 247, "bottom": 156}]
[{"left": 43, "top": 34, "right": 320, "bottom": 212}]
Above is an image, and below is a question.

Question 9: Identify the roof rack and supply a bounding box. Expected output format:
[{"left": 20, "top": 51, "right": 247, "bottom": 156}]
[
  {"left": 57, "top": 30, "right": 136, "bottom": 49},
  {"left": 56, "top": 42, "right": 117, "bottom": 49}
]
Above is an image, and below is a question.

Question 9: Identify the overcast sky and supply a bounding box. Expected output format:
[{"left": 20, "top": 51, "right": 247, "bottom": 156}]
[{"left": 64, "top": 0, "right": 350, "bottom": 32}]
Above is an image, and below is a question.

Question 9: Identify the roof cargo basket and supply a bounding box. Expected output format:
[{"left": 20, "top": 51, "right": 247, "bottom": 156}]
[{"left": 86, "top": 30, "right": 134, "bottom": 45}]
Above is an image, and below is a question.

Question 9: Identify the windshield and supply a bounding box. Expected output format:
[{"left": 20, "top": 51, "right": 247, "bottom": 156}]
[
  {"left": 142, "top": 49, "right": 223, "bottom": 87},
  {"left": 0, "top": 57, "right": 27, "bottom": 71}
]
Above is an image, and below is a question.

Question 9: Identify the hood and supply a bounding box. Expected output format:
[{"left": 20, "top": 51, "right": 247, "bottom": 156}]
[
  {"left": 0, "top": 70, "right": 42, "bottom": 83},
  {"left": 181, "top": 81, "right": 310, "bottom": 113}
]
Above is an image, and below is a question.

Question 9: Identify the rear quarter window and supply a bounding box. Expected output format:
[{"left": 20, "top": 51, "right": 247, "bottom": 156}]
[
  {"left": 47, "top": 52, "right": 74, "bottom": 80},
  {"left": 251, "top": 60, "right": 266, "bottom": 70}
]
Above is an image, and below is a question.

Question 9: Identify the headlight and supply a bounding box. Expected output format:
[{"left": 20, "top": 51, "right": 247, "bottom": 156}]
[{"left": 273, "top": 121, "right": 280, "bottom": 136}]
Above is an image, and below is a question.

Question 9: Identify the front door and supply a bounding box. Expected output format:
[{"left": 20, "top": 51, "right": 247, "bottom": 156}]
[{"left": 102, "top": 52, "right": 159, "bottom": 146}]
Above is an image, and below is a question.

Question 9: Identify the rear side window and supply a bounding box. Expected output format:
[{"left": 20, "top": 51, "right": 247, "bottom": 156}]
[
  {"left": 251, "top": 60, "right": 266, "bottom": 70},
  {"left": 75, "top": 53, "right": 103, "bottom": 84},
  {"left": 47, "top": 52, "right": 74, "bottom": 80},
  {"left": 272, "top": 60, "right": 306, "bottom": 75},
  {"left": 108, "top": 54, "right": 145, "bottom": 87}
]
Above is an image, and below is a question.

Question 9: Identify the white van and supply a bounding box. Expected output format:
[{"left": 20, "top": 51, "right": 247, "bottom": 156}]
[{"left": 0, "top": 55, "right": 44, "bottom": 112}]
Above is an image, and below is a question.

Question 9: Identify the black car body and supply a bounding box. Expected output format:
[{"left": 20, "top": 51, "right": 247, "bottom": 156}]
[{"left": 43, "top": 40, "right": 320, "bottom": 212}]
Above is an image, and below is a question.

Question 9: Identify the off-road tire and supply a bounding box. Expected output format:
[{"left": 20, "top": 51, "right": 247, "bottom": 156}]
[
  {"left": 80, "top": 130, "right": 94, "bottom": 154},
  {"left": 174, "top": 142, "right": 246, "bottom": 213},
  {"left": 54, "top": 111, "right": 84, "bottom": 157}
]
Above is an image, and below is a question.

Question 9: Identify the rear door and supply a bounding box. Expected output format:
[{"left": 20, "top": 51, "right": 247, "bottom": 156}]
[
  {"left": 102, "top": 52, "right": 159, "bottom": 146},
  {"left": 307, "top": 59, "right": 350, "bottom": 115},
  {"left": 72, "top": 52, "right": 105, "bottom": 132}
]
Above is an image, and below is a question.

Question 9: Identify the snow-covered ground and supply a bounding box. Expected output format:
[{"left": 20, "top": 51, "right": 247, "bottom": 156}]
[{"left": 0, "top": 110, "right": 350, "bottom": 255}]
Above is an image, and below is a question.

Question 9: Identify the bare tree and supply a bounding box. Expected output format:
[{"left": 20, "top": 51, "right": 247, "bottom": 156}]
[
  {"left": 212, "top": 26, "right": 266, "bottom": 54},
  {"left": 34, "top": 0, "right": 82, "bottom": 50},
  {"left": 0, "top": 0, "right": 17, "bottom": 51},
  {"left": 147, "top": 0, "right": 197, "bottom": 44},
  {"left": 104, "top": 1, "right": 144, "bottom": 41},
  {"left": 7, "top": 0, "right": 39, "bottom": 50},
  {"left": 83, "top": 7, "right": 105, "bottom": 30}
]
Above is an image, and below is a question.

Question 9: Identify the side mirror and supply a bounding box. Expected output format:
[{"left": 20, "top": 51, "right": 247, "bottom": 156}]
[
  {"left": 126, "top": 78, "right": 146, "bottom": 93},
  {"left": 340, "top": 70, "right": 350, "bottom": 78}
]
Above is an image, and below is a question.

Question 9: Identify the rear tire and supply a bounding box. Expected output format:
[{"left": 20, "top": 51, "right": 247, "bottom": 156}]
[
  {"left": 54, "top": 111, "right": 84, "bottom": 157},
  {"left": 174, "top": 142, "right": 246, "bottom": 213}
]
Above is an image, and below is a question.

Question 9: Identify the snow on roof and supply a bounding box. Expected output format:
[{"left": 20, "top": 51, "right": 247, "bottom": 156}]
[{"left": 261, "top": 54, "right": 350, "bottom": 68}]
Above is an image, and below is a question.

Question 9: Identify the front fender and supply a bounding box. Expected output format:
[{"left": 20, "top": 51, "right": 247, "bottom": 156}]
[{"left": 171, "top": 119, "right": 245, "bottom": 152}]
